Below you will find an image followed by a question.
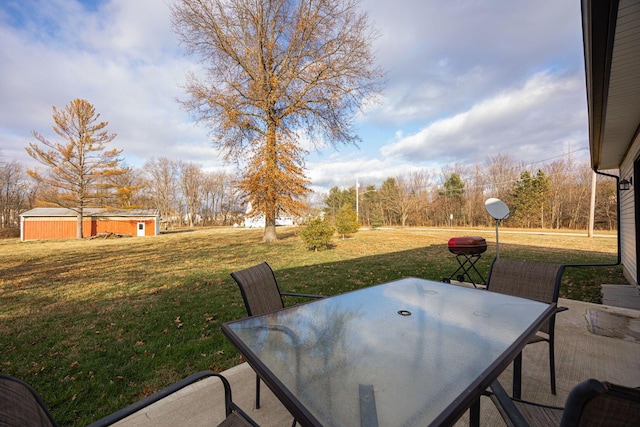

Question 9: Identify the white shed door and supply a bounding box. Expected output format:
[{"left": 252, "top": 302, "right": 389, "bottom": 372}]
[{"left": 137, "top": 222, "right": 145, "bottom": 237}]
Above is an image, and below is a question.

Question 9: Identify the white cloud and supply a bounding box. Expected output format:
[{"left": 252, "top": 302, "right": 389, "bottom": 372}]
[
  {"left": 379, "top": 70, "right": 587, "bottom": 165},
  {"left": 307, "top": 154, "right": 431, "bottom": 193},
  {"left": 0, "top": 0, "right": 223, "bottom": 170},
  {"left": 362, "top": 0, "right": 584, "bottom": 127}
]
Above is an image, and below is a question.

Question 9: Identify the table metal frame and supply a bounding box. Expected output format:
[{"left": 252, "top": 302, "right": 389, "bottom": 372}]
[{"left": 222, "top": 278, "right": 556, "bottom": 427}]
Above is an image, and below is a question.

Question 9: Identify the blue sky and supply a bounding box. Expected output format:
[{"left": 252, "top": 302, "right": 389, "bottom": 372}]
[{"left": 0, "top": 0, "right": 589, "bottom": 194}]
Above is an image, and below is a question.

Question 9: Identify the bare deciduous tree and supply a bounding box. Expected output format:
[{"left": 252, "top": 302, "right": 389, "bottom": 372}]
[
  {"left": 201, "top": 171, "right": 228, "bottom": 225},
  {"left": 0, "top": 158, "right": 30, "bottom": 229},
  {"left": 143, "top": 157, "right": 180, "bottom": 229},
  {"left": 179, "top": 161, "right": 204, "bottom": 227},
  {"left": 407, "top": 169, "right": 432, "bottom": 226},
  {"left": 171, "top": 0, "right": 384, "bottom": 241},
  {"left": 484, "top": 154, "right": 520, "bottom": 203},
  {"left": 546, "top": 159, "right": 572, "bottom": 229},
  {"left": 392, "top": 173, "right": 425, "bottom": 227},
  {"left": 27, "top": 99, "right": 123, "bottom": 238}
]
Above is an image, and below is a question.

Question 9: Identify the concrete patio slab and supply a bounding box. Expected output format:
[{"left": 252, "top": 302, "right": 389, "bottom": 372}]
[
  {"left": 601, "top": 284, "right": 640, "bottom": 310},
  {"left": 111, "top": 297, "right": 640, "bottom": 427}
]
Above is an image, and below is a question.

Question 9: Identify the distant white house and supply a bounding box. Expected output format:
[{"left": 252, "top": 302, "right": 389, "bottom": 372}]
[
  {"left": 242, "top": 203, "right": 295, "bottom": 228},
  {"left": 243, "top": 215, "right": 295, "bottom": 228}
]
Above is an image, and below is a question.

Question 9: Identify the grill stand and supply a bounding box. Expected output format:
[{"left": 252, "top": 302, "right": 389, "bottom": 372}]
[{"left": 443, "top": 253, "right": 486, "bottom": 288}]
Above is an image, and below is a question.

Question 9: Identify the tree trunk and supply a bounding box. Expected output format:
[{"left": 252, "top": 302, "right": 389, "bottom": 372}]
[
  {"left": 76, "top": 211, "right": 83, "bottom": 239},
  {"left": 262, "top": 121, "right": 278, "bottom": 243},
  {"left": 263, "top": 223, "right": 278, "bottom": 242}
]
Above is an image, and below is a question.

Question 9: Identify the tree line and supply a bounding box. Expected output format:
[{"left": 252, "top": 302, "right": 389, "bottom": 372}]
[
  {"left": 323, "top": 153, "right": 618, "bottom": 231},
  {"left": 0, "top": 152, "right": 245, "bottom": 234},
  {"left": 0, "top": 149, "right": 618, "bottom": 236}
]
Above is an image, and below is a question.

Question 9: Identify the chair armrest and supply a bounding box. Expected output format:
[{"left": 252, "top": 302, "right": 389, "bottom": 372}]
[
  {"left": 488, "top": 380, "right": 531, "bottom": 427},
  {"left": 280, "top": 292, "right": 325, "bottom": 299},
  {"left": 489, "top": 380, "right": 565, "bottom": 427},
  {"left": 88, "top": 371, "right": 227, "bottom": 427}
]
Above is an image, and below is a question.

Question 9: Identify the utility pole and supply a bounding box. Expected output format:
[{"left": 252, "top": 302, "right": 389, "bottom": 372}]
[
  {"left": 588, "top": 169, "right": 596, "bottom": 237},
  {"left": 356, "top": 177, "right": 360, "bottom": 222}
]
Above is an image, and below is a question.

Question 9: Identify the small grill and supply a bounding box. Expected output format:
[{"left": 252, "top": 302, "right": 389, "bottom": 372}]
[
  {"left": 447, "top": 236, "right": 487, "bottom": 255},
  {"left": 443, "top": 236, "right": 487, "bottom": 287}
]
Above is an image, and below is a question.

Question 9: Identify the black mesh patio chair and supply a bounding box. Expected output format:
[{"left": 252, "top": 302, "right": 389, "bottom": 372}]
[
  {"left": 0, "top": 371, "right": 259, "bottom": 427},
  {"left": 486, "top": 258, "right": 567, "bottom": 397},
  {"left": 489, "top": 378, "right": 640, "bottom": 427},
  {"left": 230, "top": 262, "right": 324, "bottom": 410},
  {"left": 0, "top": 373, "right": 58, "bottom": 427}
]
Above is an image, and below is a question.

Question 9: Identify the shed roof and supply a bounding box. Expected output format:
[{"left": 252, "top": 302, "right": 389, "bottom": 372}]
[{"left": 20, "top": 208, "right": 159, "bottom": 218}]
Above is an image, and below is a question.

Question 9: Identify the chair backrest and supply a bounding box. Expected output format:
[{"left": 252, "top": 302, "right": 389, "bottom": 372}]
[
  {"left": 231, "top": 262, "right": 285, "bottom": 316},
  {"left": 487, "top": 258, "right": 564, "bottom": 303},
  {"left": 560, "top": 379, "right": 640, "bottom": 426},
  {"left": 487, "top": 258, "right": 565, "bottom": 333},
  {"left": 0, "top": 373, "right": 58, "bottom": 427}
]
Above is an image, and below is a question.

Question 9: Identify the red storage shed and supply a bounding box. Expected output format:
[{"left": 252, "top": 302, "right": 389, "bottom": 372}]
[{"left": 20, "top": 208, "right": 160, "bottom": 241}]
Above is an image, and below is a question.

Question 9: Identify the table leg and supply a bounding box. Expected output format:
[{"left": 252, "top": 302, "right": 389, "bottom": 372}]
[
  {"left": 513, "top": 352, "right": 522, "bottom": 399},
  {"left": 469, "top": 397, "right": 480, "bottom": 427}
]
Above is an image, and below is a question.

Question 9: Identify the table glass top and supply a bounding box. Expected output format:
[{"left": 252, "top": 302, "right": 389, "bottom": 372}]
[{"left": 223, "top": 278, "right": 551, "bottom": 426}]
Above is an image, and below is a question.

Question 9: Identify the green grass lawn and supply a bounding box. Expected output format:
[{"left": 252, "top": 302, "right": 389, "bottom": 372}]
[{"left": 0, "top": 226, "right": 625, "bottom": 425}]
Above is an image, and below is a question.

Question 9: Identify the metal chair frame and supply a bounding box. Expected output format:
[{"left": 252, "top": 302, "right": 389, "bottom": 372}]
[
  {"left": 486, "top": 257, "right": 567, "bottom": 397},
  {"left": 0, "top": 371, "right": 258, "bottom": 427},
  {"left": 489, "top": 378, "right": 640, "bottom": 427},
  {"left": 230, "top": 262, "right": 324, "bottom": 411}
]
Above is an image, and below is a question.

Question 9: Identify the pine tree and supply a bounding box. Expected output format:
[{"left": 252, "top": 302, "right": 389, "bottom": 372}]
[
  {"left": 335, "top": 204, "right": 359, "bottom": 239},
  {"left": 300, "top": 216, "right": 335, "bottom": 251},
  {"left": 511, "top": 170, "right": 551, "bottom": 228}
]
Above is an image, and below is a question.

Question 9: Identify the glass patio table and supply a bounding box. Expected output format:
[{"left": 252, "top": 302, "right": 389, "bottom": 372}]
[{"left": 222, "top": 277, "right": 556, "bottom": 427}]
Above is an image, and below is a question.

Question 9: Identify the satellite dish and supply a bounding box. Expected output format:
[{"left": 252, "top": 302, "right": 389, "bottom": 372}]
[
  {"left": 485, "top": 198, "right": 510, "bottom": 220},
  {"left": 485, "top": 198, "right": 509, "bottom": 258}
]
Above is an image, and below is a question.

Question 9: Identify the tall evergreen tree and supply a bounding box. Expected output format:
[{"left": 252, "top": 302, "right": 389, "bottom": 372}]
[
  {"left": 324, "top": 186, "right": 356, "bottom": 218},
  {"left": 335, "top": 203, "right": 359, "bottom": 238},
  {"left": 511, "top": 170, "right": 551, "bottom": 228},
  {"left": 438, "top": 172, "right": 465, "bottom": 225}
]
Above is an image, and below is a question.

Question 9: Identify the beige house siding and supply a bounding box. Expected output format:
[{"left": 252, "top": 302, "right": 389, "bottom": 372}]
[{"left": 619, "top": 134, "right": 640, "bottom": 287}]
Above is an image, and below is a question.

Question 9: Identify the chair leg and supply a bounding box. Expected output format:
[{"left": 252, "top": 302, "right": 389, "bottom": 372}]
[
  {"left": 549, "top": 340, "right": 556, "bottom": 395},
  {"left": 255, "top": 373, "right": 261, "bottom": 409},
  {"left": 255, "top": 372, "right": 296, "bottom": 427}
]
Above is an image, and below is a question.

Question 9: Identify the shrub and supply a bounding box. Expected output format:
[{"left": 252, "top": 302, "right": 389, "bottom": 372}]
[
  {"left": 299, "top": 217, "right": 335, "bottom": 251},
  {"left": 335, "top": 204, "right": 359, "bottom": 239}
]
